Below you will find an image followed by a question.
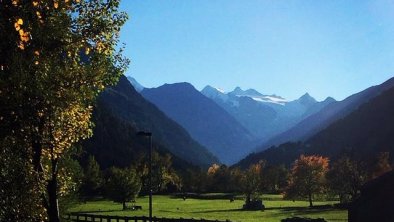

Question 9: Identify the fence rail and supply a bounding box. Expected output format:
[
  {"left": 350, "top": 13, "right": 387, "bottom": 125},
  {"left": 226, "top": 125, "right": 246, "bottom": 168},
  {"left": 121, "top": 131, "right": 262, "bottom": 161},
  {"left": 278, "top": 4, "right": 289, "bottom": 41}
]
[{"left": 66, "top": 213, "right": 232, "bottom": 222}]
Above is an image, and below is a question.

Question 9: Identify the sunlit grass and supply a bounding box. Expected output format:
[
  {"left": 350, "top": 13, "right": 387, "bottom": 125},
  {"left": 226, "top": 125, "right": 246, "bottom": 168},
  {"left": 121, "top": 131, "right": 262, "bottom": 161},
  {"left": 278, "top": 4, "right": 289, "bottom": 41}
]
[{"left": 69, "top": 195, "right": 347, "bottom": 222}]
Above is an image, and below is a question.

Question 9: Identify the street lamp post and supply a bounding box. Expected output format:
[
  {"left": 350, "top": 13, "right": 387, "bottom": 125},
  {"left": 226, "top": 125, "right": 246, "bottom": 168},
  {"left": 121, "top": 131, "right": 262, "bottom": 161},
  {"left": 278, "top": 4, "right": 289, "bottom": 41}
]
[{"left": 137, "top": 131, "right": 153, "bottom": 222}]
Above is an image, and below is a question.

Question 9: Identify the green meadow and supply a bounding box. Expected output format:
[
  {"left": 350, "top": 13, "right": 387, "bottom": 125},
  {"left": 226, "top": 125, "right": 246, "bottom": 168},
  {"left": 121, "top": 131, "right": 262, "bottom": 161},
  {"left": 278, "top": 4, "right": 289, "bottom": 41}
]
[{"left": 69, "top": 195, "right": 347, "bottom": 222}]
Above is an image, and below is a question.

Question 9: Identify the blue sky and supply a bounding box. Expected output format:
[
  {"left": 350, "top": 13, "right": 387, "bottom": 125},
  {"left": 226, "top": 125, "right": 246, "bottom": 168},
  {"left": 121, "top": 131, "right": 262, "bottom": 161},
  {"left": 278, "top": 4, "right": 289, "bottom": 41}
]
[{"left": 119, "top": 0, "right": 394, "bottom": 101}]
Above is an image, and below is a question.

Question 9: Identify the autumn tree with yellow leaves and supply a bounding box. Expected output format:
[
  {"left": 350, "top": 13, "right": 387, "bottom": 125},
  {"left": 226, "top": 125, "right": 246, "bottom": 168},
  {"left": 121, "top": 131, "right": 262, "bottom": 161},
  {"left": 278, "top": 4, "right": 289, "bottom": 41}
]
[
  {"left": 241, "top": 161, "right": 265, "bottom": 205},
  {"left": 0, "top": 0, "right": 128, "bottom": 221}
]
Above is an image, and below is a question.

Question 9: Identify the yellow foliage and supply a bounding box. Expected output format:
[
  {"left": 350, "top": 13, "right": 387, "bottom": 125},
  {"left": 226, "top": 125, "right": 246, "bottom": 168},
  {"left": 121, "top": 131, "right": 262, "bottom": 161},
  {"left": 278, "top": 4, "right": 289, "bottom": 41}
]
[
  {"left": 1, "top": 0, "right": 129, "bottom": 218},
  {"left": 20, "top": 31, "right": 30, "bottom": 42},
  {"left": 14, "top": 21, "right": 21, "bottom": 31},
  {"left": 207, "top": 163, "right": 220, "bottom": 175},
  {"left": 36, "top": 11, "right": 42, "bottom": 19},
  {"left": 12, "top": 0, "right": 19, "bottom": 6}
]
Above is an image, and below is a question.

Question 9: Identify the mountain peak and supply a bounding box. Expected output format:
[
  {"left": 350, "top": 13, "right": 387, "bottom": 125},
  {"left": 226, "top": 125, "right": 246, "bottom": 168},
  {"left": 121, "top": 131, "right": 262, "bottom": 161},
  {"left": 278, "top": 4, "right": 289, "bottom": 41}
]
[
  {"left": 232, "top": 86, "right": 243, "bottom": 93},
  {"left": 202, "top": 85, "right": 225, "bottom": 94},
  {"left": 230, "top": 87, "right": 262, "bottom": 97},
  {"left": 126, "top": 76, "right": 144, "bottom": 92},
  {"left": 299, "top": 92, "right": 315, "bottom": 100},
  {"left": 300, "top": 92, "right": 311, "bottom": 98},
  {"left": 201, "top": 85, "right": 229, "bottom": 102},
  {"left": 297, "top": 93, "right": 317, "bottom": 106},
  {"left": 324, "top": 96, "right": 336, "bottom": 103}
]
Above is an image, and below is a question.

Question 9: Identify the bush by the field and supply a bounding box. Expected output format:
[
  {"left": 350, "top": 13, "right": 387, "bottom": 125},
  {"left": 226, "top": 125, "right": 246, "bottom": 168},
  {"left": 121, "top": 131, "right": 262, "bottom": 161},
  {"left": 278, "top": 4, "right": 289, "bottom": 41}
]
[{"left": 243, "top": 199, "right": 265, "bottom": 210}]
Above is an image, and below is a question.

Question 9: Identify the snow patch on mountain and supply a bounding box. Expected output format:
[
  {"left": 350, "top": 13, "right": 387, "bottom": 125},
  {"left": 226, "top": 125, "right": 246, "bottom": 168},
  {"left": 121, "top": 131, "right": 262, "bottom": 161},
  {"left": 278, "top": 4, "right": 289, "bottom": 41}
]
[
  {"left": 228, "top": 87, "right": 288, "bottom": 105},
  {"left": 251, "top": 96, "right": 288, "bottom": 105}
]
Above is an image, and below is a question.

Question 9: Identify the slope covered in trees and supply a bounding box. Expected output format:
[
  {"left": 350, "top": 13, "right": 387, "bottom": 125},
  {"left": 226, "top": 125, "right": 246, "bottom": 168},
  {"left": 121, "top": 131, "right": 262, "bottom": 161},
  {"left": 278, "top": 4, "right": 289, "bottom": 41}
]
[
  {"left": 82, "top": 76, "right": 218, "bottom": 168},
  {"left": 256, "top": 77, "right": 394, "bottom": 151}
]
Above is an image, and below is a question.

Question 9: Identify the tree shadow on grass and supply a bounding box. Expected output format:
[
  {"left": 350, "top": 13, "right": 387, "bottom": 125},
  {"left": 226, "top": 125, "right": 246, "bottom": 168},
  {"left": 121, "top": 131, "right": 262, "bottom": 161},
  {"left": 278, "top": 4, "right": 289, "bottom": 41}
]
[
  {"left": 264, "top": 206, "right": 346, "bottom": 220},
  {"left": 72, "top": 209, "right": 127, "bottom": 214},
  {"left": 191, "top": 205, "right": 341, "bottom": 214},
  {"left": 191, "top": 208, "right": 245, "bottom": 214}
]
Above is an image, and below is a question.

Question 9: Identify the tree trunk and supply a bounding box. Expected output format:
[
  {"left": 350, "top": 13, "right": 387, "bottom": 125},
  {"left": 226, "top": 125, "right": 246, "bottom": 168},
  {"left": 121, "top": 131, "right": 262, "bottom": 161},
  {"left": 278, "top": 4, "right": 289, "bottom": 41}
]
[
  {"left": 32, "top": 139, "right": 42, "bottom": 172},
  {"left": 308, "top": 193, "right": 313, "bottom": 207},
  {"left": 47, "top": 178, "right": 60, "bottom": 222},
  {"left": 246, "top": 193, "right": 251, "bottom": 204},
  {"left": 339, "top": 194, "right": 344, "bottom": 204},
  {"left": 123, "top": 201, "right": 126, "bottom": 210}
]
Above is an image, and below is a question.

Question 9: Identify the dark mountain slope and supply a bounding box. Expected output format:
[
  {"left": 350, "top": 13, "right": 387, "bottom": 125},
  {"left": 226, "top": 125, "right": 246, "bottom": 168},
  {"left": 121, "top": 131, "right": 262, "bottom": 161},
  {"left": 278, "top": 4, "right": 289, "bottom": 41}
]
[
  {"left": 307, "top": 84, "right": 394, "bottom": 158},
  {"left": 82, "top": 76, "right": 218, "bottom": 168},
  {"left": 258, "top": 77, "right": 394, "bottom": 151},
  {"left": 82, "top": 102, "right": 197, "bottom": 172},
  {"left": 236, "top": 83, "right": 394, "bottom": 168},
  {"left": 141, "top": 83, "right": 255, "bottom": 164}
]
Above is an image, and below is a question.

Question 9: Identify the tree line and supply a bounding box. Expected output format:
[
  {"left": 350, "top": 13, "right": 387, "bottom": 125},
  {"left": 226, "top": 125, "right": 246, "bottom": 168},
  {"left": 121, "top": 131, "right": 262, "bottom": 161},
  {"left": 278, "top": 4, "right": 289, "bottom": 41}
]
[{"left": 75, "top": 150, "right": 392, "bottom": 209}]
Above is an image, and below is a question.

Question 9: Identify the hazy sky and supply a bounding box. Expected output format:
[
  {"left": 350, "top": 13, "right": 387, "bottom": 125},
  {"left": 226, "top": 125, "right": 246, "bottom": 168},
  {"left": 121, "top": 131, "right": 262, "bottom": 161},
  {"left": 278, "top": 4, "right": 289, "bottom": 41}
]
[{"left": 120, "top": 0, "right": 394, "bottom": 101}]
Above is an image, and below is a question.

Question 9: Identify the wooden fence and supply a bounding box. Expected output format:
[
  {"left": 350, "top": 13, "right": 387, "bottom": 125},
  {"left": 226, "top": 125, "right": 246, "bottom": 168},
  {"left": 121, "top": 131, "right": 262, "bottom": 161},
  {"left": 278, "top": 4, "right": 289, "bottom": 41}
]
[{"left": 65, "top": 213, "right": 232, "bottom": 222}]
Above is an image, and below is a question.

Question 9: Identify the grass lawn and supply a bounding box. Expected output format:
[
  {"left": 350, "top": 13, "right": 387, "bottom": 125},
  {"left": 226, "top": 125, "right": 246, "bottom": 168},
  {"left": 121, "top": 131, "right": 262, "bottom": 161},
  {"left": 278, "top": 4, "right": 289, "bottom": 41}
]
[{"left": 69, "top": 195, "right": 347, "bottom": 222}]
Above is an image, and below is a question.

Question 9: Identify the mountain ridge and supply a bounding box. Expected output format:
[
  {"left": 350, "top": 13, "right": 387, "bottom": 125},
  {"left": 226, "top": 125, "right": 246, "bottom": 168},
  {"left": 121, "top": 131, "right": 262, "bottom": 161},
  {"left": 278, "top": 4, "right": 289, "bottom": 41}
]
[
  {"left": 201, "top": 85, "right": 335, "bottom": 143},
  {"left": 256, "top": 77, "right": 394, "bottom": 151},
  {"left": 236, "top": 77, "right": 394, "bottom": 168},
  {"left": 141, "top": 82, "right": 256, "bottom": 164},
  {"left": 83, "top": 76, "right": 219, "bottom": 168}
]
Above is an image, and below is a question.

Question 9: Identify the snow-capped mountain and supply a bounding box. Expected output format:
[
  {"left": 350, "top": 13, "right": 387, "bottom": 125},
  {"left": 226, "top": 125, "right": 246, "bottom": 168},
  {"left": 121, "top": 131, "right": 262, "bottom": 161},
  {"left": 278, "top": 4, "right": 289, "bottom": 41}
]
[
  {"left": 202, "top": 86, "right": 288, "bottom": 105},
  {"left": 201, "top": 85, "right": 229, "bottom": 103},
  {"left": 201, "top": 85, "right": 335, "bottom": 142},
  {"left": 127, "top": 76, "right": 336, "bottom": 155},
  {"left": 228, "top": 87, "right": 288, "bottom": 105}
]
